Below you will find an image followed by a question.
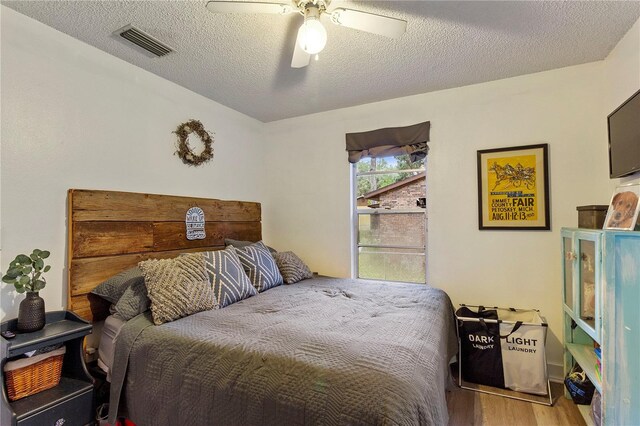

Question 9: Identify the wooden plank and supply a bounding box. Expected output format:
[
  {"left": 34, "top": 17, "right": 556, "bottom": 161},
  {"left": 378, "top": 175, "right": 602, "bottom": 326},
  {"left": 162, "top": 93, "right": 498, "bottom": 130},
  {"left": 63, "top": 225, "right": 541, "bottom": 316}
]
[
  {"left": 67, "top": 189, "right": 263, "bottom": 321},
  {"left": 446, "top": 382, "right": 586, "bottom": 426},
  {"left": 69, "top": 294, "right": 111, "bottom": 322},
  {"left": 446, "top": 387, "right": 478, "bottom": 426},
  {"left": 70, "top": 189, "right": 260, "bottom": 222},
  {"left": 72, "top": 221, "right": 154, "bottom": 258},
  {"left": 152, "top": 221, "right": 261, "bottom": 252},
  {"left": 67, "top": 191, "right": 74, "bottom": 317},
  {"left": 69, "top": 246, "right": 224, "bottom": 297},
  {"left": 532, "top": 394, "right": 589, "bottom": 426},
  {"left": 72, "top": 221, "right": 261, "bottom": 259},
  {"left": 478, "top": 390, "right": 538, "bottom": 426}
]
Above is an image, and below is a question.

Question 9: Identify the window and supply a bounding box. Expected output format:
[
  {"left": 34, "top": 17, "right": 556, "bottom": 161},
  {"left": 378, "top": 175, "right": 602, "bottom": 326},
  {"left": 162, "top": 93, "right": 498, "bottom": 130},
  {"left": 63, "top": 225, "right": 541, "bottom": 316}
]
[{"left": 353, "top": 155, "right": 426, "bottom": 283}]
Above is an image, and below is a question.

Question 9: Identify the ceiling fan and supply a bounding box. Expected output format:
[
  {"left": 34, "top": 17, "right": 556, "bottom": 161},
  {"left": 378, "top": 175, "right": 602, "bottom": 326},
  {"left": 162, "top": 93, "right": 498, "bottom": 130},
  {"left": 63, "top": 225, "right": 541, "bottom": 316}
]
[{"left": 205, "top": 0, "right": 407, "bottom": 68}]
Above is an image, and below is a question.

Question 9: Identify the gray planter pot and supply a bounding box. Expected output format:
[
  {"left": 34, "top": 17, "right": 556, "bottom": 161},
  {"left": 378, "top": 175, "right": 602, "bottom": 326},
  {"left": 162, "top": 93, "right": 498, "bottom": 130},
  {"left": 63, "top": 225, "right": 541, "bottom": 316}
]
[{"left": 17, "top": 291, "right": 45, "bottom": 332}]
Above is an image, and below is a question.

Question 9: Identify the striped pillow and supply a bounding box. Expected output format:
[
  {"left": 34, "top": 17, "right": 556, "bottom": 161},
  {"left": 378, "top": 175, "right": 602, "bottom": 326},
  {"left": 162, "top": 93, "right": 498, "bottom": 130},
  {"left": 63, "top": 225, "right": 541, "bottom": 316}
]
[
  {"left": 203, "top": 248, "right": 257, "bottom": 308},
  {"left": 231, "top": 242, "right": 283, "bottom": 292},
  {"left": 273, "top": 251, "right": 313, "bottom": 284}
]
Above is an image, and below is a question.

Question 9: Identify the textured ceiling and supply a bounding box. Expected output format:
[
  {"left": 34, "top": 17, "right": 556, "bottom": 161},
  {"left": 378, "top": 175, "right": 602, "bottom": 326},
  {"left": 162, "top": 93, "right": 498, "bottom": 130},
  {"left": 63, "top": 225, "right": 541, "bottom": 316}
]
[{"left": 4, "top": 1, "right": 640, "bottom": 122}]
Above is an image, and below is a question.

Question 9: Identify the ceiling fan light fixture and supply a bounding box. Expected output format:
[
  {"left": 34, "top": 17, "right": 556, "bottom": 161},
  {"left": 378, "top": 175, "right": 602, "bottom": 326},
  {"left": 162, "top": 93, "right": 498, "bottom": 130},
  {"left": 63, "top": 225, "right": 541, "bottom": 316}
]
[
  {"left": 206, "top": 0, "right": 407, "bottom": 69},
  {"left": 298, "top": 16, "right": 327, "bottom": 55}
]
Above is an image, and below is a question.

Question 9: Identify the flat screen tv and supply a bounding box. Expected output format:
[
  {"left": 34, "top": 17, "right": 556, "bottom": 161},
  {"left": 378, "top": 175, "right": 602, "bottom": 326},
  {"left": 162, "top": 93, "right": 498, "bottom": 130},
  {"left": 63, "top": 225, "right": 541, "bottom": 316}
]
[{"left": 608, "top": 88, "right": 640, "bottom": 178}]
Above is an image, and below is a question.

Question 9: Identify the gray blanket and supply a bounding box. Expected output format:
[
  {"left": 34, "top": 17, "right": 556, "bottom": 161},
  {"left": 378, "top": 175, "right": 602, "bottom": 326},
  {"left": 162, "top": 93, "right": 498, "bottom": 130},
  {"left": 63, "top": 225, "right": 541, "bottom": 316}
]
[{"left": 109, "top": 276, "right": 457, "bottom": 425}]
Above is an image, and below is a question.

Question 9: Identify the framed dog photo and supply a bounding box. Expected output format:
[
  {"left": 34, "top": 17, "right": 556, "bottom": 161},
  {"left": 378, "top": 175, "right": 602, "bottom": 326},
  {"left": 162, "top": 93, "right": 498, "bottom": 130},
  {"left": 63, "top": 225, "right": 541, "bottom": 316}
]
[
  {"left": 477, "top": 143, "right": 550, "bottom": 230},
  {"left": 603, "top": 184, "right": 640, "bottom": 230}
]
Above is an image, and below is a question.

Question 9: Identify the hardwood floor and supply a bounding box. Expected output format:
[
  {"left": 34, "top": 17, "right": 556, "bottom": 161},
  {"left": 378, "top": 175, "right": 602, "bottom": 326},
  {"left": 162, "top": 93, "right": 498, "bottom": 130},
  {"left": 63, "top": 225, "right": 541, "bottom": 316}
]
[{"left": 447, "top": 382, "right": 587, "bottom": 426}]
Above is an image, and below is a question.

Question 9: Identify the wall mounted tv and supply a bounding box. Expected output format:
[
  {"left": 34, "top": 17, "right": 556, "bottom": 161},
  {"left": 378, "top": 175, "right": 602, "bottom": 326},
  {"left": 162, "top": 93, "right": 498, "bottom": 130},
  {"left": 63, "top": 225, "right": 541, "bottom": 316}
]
[{"left": 608, "top": 88, "right": 640, "bottom": 178}]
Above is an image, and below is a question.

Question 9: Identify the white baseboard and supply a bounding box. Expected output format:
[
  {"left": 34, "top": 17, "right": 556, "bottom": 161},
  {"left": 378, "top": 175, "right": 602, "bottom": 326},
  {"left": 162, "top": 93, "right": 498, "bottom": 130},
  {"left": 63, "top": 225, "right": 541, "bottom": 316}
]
[{"left": 548, "top": 362, "right": 564, "bottom": 383}]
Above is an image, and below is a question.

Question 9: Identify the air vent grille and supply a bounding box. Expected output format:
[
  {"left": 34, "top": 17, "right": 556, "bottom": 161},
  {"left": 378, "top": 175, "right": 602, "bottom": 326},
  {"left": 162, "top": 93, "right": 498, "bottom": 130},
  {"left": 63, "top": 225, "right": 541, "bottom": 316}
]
[{"left": 117, "top": 25, "right": 173, "bottom": 57}]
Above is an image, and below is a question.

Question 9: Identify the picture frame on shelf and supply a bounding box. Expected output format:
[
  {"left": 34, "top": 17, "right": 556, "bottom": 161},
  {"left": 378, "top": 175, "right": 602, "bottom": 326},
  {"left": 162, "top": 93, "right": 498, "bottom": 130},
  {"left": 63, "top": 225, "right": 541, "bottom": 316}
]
[
  {"left": 603, "top": 183, "right": 640, "bottom": 231},
  {"left": 477, "top": 143, "right": 550, "bottom": 230}
]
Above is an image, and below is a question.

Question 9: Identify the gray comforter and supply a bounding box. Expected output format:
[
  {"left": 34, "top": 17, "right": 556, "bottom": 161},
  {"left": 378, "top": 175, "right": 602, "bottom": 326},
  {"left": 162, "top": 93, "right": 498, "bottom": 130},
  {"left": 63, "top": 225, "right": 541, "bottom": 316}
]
[{"left": 109, "top": 276, "right": 457, "bottom": 425}]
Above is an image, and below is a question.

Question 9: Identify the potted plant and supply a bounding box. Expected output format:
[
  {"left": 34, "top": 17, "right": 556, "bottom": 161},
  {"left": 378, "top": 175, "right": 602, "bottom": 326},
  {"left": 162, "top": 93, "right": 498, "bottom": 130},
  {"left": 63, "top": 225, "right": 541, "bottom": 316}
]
[{"left": 2, "top": 249, "right": 51, "bottom": 332}]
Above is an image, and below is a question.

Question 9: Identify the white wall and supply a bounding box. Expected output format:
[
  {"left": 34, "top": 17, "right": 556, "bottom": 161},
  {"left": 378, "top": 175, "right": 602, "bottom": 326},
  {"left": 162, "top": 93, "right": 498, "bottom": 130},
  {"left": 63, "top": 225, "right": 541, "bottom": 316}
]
[
  {"left": 2, "top": 4, "right": 638, "bottom": 379},
  {"left": 0, "top": 6, "right": 265, "bottom": 320},
  {"left": 603, "top": 17, "right": 640, "bottom": 187},
  {"left": 263, "top": 18, "right": 640, "bottom": 376},
  {"left": 263, "top": 62, "right": 613, "bottom": 377},
  {"left": 603, "top": 18, "right": 640, "bottom": 119}
]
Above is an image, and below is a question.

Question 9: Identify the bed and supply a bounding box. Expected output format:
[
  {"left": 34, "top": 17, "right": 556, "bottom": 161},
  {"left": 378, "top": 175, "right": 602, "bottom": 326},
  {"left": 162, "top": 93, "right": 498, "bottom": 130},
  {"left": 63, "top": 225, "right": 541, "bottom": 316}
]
[{"left": 67, "top": 189, "right": 457, "bottom": 426}]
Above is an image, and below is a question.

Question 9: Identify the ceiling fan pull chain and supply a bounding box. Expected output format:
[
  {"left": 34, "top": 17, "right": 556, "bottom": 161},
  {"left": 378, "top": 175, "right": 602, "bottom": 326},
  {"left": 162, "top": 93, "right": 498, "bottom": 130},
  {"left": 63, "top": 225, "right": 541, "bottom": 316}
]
[{"left": 280, "top": 4, "right": 294, "bottom": 14}]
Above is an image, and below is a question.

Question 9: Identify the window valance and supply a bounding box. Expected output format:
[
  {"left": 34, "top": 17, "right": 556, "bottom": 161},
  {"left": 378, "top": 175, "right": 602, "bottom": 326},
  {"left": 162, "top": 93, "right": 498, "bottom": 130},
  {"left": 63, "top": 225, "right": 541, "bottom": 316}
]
[{"left": 345, "top": 121, "right": 430, "bottom": 163}]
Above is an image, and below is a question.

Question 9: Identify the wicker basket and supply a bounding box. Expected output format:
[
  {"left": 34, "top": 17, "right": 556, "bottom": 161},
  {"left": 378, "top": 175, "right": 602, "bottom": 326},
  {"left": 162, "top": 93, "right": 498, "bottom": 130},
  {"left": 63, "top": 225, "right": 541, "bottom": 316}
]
[{"left": 4, "top": 346, "right": 66, "bottom": 401}]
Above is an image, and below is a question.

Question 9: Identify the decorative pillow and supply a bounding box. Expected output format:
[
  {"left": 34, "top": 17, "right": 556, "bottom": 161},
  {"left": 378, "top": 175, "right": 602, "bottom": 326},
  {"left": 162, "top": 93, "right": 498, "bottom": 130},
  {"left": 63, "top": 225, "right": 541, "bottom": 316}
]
[
  {"left": 224, "top": 238, "right": 277, "bottom": 254},
  {"left": 138, "top": 253, "right": 216, "bottom": 325},
  {"left": 91, "top": 267, "right": 144, "bottom": 304},
  {"left": 232, "top": 242, "right": 283, "bottom": 292},
  {"left": 203, "top": 248, "right": 257, "bottom": 308},
  {"left": 112, "top": 277, "right": 150, "bottom": 321},
  {"left": 273, "top": 251, "right": 313, "bottom": 284}
]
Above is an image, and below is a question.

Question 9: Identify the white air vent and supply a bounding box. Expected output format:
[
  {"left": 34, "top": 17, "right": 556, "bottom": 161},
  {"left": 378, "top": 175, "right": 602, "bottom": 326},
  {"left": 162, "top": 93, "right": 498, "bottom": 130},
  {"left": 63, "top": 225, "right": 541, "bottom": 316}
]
[{"left": 115, "top": 25, "right": 173, "bottom": 57}]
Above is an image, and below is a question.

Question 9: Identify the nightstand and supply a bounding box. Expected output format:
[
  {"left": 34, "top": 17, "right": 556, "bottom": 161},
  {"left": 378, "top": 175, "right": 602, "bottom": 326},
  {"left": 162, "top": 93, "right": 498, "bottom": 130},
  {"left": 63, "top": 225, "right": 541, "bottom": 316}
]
[{"left": 1, "top": 311, "right": 94, "bottom": 426}]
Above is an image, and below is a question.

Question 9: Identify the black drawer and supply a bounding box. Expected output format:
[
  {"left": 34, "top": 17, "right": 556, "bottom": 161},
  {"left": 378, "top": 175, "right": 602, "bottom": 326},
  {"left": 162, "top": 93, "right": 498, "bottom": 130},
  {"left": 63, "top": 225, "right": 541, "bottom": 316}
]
[{"left": 17, "top": 389, "right": 93, "bottom": 426}]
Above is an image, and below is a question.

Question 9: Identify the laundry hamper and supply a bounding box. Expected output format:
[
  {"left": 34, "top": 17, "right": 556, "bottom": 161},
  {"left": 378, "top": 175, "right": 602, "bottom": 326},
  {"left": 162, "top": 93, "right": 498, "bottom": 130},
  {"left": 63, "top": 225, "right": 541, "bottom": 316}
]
[{"left": 455, "top": 304, "right": 552, "bottom": 405}]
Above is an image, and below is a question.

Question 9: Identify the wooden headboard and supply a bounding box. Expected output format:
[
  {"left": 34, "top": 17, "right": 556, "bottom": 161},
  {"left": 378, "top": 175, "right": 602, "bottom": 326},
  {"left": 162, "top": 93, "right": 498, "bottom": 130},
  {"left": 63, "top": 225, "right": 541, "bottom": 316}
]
[{"left": 67, "top": 189, "right": 261, "bottom": 322}]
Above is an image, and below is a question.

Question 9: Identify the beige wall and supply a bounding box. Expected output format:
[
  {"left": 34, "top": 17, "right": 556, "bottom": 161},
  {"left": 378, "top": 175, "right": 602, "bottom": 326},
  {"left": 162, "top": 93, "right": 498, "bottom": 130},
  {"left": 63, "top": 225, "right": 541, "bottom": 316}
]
[
  {"left": 262, "top": 51, "right": 639, "bottom": 379},
  {"left": 603, "top": 18, "right": 640, "bottom": 187},
  {"left": 0, "top": 7, "right": 265, "bottom": 320},
  {"left": 2, "top": 4, "right": 638, "bottom": 381},
  {"left": 603, "top": 18, "right": 640, "bottom": 118}
]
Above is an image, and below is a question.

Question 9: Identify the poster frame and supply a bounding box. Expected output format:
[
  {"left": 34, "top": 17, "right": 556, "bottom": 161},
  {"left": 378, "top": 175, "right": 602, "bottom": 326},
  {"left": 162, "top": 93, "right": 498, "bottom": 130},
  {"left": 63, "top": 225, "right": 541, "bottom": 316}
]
[{"left": 477, "top": 143, "right": 550, "bottom": 231}]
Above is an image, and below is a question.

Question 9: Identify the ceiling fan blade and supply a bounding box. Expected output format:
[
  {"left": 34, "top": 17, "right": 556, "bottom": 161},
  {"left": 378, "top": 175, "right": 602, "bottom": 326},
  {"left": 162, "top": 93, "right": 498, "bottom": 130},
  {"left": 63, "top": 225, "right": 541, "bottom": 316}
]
[
  {"left": 291, "top": 28, "right": 311, "bottom": 68},
  {"left": 329, "top": 8, "right": 407, "bottom": 39},
  {"left": 206, "top": 1, "right": 295, "bottom": 15}
]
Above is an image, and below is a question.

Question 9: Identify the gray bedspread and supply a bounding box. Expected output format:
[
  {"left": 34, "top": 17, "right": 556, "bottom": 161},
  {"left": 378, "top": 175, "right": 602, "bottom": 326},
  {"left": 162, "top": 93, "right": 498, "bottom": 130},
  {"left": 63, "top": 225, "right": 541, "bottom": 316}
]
[{"left": 109, "top": 276, "right": 457, "bottom": 425}]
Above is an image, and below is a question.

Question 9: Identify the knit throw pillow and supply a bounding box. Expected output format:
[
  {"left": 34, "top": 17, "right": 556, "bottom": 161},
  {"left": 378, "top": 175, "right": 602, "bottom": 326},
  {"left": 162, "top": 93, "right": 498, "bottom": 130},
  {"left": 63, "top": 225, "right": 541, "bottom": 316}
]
[
  {"left": 273, "top": 251, "right": 313, "bottom": 284},
  {"left": 112, "top": 277, "right": 150, "bottom": 321},
  {"left": 203, "top": 248, "right": 257, "bottom": 308},
  {"left": 91, "top": 266, "right": 144, "bottom": 304},
  {"left": 231, "top": 242, "right": 283, "bottom": 292},
  {"left": 138, "top": 253, "right": 216, "bottom": 325}
]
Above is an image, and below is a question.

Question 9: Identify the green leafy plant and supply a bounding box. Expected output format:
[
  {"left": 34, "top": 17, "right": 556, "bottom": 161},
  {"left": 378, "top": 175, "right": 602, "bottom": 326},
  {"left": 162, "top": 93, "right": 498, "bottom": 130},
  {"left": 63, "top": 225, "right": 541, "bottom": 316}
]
[{"left": 2, "top": 249, "right": 51, "bottom": 293}]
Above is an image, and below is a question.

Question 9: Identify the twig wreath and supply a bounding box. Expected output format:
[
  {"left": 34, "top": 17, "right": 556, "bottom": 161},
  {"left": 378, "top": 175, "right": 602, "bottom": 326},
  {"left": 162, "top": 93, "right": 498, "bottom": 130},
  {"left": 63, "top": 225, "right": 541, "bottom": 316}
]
[{"left": 174, "top": 119, "right": 214, "bottom": 166}]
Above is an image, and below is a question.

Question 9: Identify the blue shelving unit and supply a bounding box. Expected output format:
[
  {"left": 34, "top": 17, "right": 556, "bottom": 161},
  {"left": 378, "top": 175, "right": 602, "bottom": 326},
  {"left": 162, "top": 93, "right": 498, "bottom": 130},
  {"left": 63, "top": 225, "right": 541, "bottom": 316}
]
[{"left": 562, "top": 228, "right": 640, "bottom": 425}]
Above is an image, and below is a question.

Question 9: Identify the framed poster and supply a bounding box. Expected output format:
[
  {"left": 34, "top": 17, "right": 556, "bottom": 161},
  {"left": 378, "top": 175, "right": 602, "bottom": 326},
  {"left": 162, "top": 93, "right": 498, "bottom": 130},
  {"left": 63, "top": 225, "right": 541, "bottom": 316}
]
[
  {"left": 603, "top": 184, "right": 640, "bottom": 230},
  {"left": 477, "top": 143, "right": 550, "bottom": 230}
]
